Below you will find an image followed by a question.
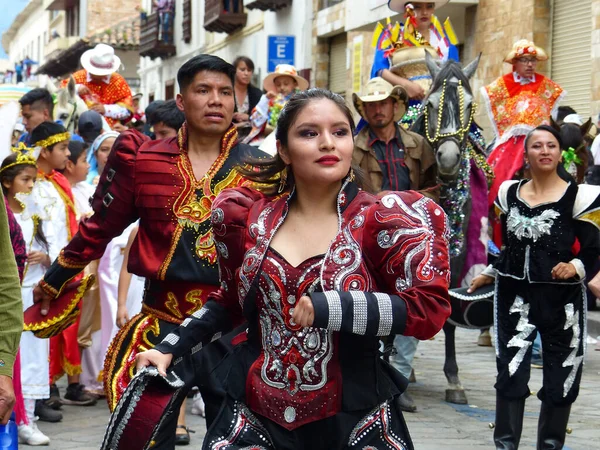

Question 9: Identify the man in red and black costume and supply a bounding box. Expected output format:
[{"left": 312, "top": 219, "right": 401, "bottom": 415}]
[{"left": 33, "top": 54, "right": 265, "bottom": 447}]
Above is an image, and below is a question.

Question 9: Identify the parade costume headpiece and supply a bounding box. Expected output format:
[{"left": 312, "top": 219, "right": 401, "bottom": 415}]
[
  {"left": 504, "top": 39, "right": 548, "bottom": 64},
  {"left": 262, "top": 64, "right": 309, "bottom": 92},
  {"left": 80, "top": 44, "right": 122, "bottom": 76},
  {"left": 353, "top": 77, "right": 409, "bottom": 122},
  {"left": 0, "top": 142, "right": 39, "bottom": 174},
  {"left": 30, "top": 122, "right": 70, "bottom": 150}
]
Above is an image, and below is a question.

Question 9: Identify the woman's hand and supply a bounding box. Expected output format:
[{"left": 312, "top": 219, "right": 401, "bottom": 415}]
[
  {"left": 402, "top": 79, "right": 426, "bottom": 101},
  {"left": 292, "top": 296, "right": 314, "bottom": 328},
  {"left": 28, "top": 251, "right": 50, "bottom": 267},
  {"left": 135, "top": 349, "right": 173, "bottom": 377},
  {"left": 467, "top": 274, "right": 494, "bottom": 293},
  {"left": 551, "top": 262, "right": 577, "bottom": 280},
  {"left": 116, "top": 305, "right": 129, "bottom": 329}
]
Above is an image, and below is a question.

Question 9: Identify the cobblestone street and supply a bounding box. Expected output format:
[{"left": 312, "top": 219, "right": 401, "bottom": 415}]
[{"left": 38, "top": 324, "right": 600, "bottom": 449}]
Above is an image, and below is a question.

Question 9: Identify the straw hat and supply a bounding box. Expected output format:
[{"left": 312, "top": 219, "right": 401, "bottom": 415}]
[
  {"left": 263, "top": 64, "right": 309, "bottom": 92},
  {"left": 504, "top": 39, "right": 548, "bottom": 64},
  {"left": 387, "top": 0, "right": 449, "bottom": 12},
  {"left": 352, "top": 77, "right": 409, "bottom": 122},
  {"left": 80, "top": 44, "right": 122, "bottom": 76}
]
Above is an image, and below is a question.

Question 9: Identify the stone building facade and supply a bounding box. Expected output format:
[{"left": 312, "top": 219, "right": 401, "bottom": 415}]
[{"left": 311, "top": 0, "right": 600, "bottom": 133}]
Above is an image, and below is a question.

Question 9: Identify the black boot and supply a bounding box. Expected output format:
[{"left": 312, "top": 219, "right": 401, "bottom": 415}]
[
  {"left": 494, "top": 394, "right": 525, "bottom": 450},
  {"left": 536, "top": 402, "right": 571, "bottom": 450}
]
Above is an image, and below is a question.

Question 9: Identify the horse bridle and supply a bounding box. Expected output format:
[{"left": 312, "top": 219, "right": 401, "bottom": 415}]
[
  {"left": 423, "top": 79, "right": 475, "bottom": 147},
  {"left": 62, "top": 98, "right": 79, "bottom": 133}
]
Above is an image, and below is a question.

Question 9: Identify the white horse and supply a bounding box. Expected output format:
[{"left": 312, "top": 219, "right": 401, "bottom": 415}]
[{"left": 47, "top": 76, "right": 89, "bottom": 135}]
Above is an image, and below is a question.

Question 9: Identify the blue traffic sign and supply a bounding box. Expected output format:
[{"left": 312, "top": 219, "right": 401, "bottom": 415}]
[{"left": 268, "top": 35, "right": 295, "bottom": 72}]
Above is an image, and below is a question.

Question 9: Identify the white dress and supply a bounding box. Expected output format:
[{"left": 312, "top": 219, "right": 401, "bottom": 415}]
[{"left": 14, "top": 206, "right": 58, "bottom": 399}]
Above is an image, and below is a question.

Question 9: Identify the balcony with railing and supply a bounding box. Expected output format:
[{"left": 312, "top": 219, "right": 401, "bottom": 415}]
[
  {"left": 139, "top": 12, "right": 176, "bottom": 60},
  {"left": 204, "top": 0, "right": 247, "bottom": 34},
  {"left": 245, "top": 0, "right": 292, "bottom": 11}
]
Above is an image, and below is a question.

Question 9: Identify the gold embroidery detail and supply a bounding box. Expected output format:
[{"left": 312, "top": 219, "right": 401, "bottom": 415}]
[
  {"left": 164, "top": 292, "right": 183, "bottom": 320},
  {"left": 157, "top": 225, "right": 183, "bottom": 280},
  {"left": 185, "top": 289, "right": 204, "bottom": 316},
  {"left": 25, "top": 275, "right": 96, "bottom": 337},
  {"left": 58, "top": 250, "right": 89, "bottom": 269}
]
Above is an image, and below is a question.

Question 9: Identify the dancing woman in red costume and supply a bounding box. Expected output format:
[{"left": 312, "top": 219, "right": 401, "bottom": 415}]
[{"left": 136, "top": 89, "right": 451, "bottom": 449}]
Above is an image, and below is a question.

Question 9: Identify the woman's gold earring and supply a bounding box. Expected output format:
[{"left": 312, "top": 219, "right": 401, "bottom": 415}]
[
  {"left": 348, "top": 167, "right": 355, "bottom": 182},
  {"left": 278, "top": 167, "right": 288, "bottom": 193}
]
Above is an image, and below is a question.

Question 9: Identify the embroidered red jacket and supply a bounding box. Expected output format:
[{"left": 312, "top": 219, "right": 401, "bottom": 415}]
[
  {"left": 42, "top": 125, "right": 263, "bottom": 320},
  {"left": 155, "top": 182, "right": 451, "bottom": 429}
]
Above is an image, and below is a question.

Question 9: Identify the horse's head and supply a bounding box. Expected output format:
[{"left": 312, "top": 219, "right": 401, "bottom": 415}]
[
  {"left": 421, "top": 53, "right": 480, "bottom": 179},
  {"left": 53, "top": 76, "right": 88, "bottom": 134},
  {"left": 552, "top": 116, "right": 593, "bottom": 183}
]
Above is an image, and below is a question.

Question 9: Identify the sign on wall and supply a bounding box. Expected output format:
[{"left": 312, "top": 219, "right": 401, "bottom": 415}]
[{"left": 268, "top": 35, "right": 295, "bottom": 72}]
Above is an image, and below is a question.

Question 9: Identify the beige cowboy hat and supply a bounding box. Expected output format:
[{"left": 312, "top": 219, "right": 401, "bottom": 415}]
[
  {"left": 80, "top": 44, "right": 122, "bottom": 76},
  {"left": 353, "top": 77, "right": 409, "bottom": 122},
  {"left": 504, "top": 39, "right": 548, "bottom": 64},
  {"left": 388, "top": 0, "right": 449, "bottom": 12},
  {"left": 263, "top": 64, "right": 309, "bottom": 93}
]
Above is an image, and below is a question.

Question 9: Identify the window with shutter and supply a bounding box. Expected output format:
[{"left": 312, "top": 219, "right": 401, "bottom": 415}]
[
  {"left": 551, "top": 0, "right": 592, "bottom": 117},
  {"left": 328, "top": 33, "right": 347, "bottom": 94}
]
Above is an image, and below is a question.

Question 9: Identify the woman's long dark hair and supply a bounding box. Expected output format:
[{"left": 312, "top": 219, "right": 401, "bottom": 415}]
[
  {"left": 524, "top": 124, "right": 575, "bottom": 183},
  {"left": 1, "top": 155, "right": 49, "bottom": 252},
  {"left": 238, "top": 88, "right": 371, "bottom": 195}
]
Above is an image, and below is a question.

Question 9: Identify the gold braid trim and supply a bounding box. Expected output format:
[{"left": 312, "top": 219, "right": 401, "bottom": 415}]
[
  {"left": 38, "top": 280, "right": 59, "bottom": 298},
  {"left": 25, "top": 275, "right": 96, "bottom": 332},
  {"left": 33, "top": 132, "right": 71, "bottom": 149},
  {"left": 58, "top": 250, "right": 90, "bottom": 269}
]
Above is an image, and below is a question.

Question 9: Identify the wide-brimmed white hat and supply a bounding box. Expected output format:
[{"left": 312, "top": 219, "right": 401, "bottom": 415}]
[
  {"left": 80, "top": 44, "right": 121, "bottom": 76},
  {"left": 504, "top": 39, "right": 548, "bottom": 64},
  {"left": 353, "top": 77, "right": 409, "bottom": 122},
  {"left": 263, "top": 64, "right": 309, "bottom": 93},
  {"left": 388, "top": 0, "right": 449, "bottom": 13}
]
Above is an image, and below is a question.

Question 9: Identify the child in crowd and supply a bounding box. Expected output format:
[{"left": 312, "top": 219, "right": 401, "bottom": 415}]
[
  {"left": 30, "top": 122, "right": 97, "bottom": 408},
  {"left": 242, "top": 64, "right": 308, "bottom": 147},
  {"left": 1, "top": 146, "right": 57, "bottom": 444},
  {"left": 87, "top": 131, "right": 119, "bottom": 184},
  {"left": 59, "top": 139, "right": 103, "bottom": 396},
  {"left": 62, "top": 141, "right": 94, "bottom": 220}
]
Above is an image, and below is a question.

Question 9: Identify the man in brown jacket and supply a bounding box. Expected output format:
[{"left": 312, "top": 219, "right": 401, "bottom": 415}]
[
  {"left": 352, "top": 77, "right": 437, "bottom": 199},
  {"left": 352, "top": 77, "right": 438, "bottom": 414}
]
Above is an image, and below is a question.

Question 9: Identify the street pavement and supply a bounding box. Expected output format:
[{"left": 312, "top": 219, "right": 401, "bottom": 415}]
[{"left": 37, "top": 325, "right": 600, "bottom": 449}]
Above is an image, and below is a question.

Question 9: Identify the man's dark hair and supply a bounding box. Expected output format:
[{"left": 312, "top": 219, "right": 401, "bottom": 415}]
[
  {"left": 148, "top": 100, "right": 185, "bottom": 131},
  {"left": 177, "top": 54, "right": 235, "bottom": 92},
  {"left": 19, "top": 88, "right": 54, "bottom": 116},
  {"left": 232, "top": 56, "right": 255, "bottom": 73},
  {"left": 67, "top": 140, "right": 89, "bottom": 164}
]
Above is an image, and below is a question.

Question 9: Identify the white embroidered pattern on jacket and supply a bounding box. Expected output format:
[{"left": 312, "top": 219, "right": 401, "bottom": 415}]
[
  {"left": 376, "top": 194, "right": 440, "bottom": 291},
  {"left": 506, "top": 207, "right": 560, "bottom": 242}
]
